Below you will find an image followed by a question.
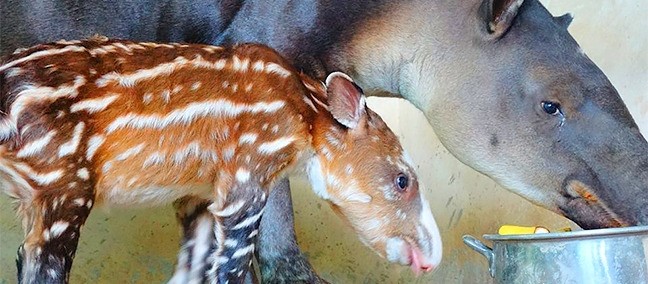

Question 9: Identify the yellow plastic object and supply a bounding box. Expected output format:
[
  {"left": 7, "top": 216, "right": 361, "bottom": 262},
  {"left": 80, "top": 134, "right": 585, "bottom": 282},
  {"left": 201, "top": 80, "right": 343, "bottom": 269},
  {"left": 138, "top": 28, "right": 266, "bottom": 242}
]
[{"left": 498, "top": 225, "right": 550, "bottom": 235}]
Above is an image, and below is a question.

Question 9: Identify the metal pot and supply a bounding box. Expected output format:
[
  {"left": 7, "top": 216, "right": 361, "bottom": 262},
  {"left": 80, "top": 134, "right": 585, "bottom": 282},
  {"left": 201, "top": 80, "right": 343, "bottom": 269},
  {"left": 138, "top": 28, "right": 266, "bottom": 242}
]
[{"left": 463, "top": 226, "right": 648, "bottom": 283}]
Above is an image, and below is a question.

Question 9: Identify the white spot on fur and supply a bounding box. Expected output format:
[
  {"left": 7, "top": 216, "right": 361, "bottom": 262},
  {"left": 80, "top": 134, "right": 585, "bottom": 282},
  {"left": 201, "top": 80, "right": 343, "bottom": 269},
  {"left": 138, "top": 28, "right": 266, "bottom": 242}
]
[
  {"left": 345, "top": 192, "right": 372, "bottom": 203},
  {"left": 236, "top": 168, "right": 251, "bottom": 183},
  {"left": 73, "top": 198, "right": 85, "bottom": 206},
  {"left": 58, "top": 122, "right": 85, "bottom": 157},
  {"left": 385, "top": 238, "right": 409, "bottom": 265},
  {"left": 143, "top": 93, "right": 153, "bottom": 104},
  {"left": 0, "top": 45, "right": 86, "bottom": 73},
  {"left": 257, "top": 136, "right": 295, "bottom": 154},
  {"left": 216, "top": 200, "right": 246, "bottom": 217},
  {"left": 202, "top": 46, "right": 223, "bottom": 53},
  {"left": 105, "top": 99, "right": 285, "bottom": 133},
  {"left": 17, "top": 131, "right": 57, "bottom": 158},
  {"left": 143, "top": 152, "right": 166, "bottom": 167},
  {"left": 264, "top": 63, "right": 291, "bottom": 78},
  {"left": 310, "top": 95, "right": 328, "bottom": 110},
  {"left": 232, "top": 208, "right": 264, "bottom": 230},
  {"left": 86, "top": 135, "right": 105, "bottom": 160},
  {"left": 6, "top": 67, "right": 23, "bottom": 78},
  {"left": 303, "top": 96, "right": 318, "bottom": 113},
  {"left": 47, "top": 268, "right": 59, "bottom": 279},
  {"left": 224, "top": 239, "right": 238, "bottom": 248},
  {"left": 12, "top": 76, "right": 86, "bottom": 122},
  {"left": 191, "top": 82, "right": 202, "bottom": 91},
  {"left": 70, "top": 94, "right": 119, "bottom": 113},
  {"left": 222, "top": 145, "right": 235, "bottom": 162},
  {"left": 14, "top": 163, "right": 63, "bottom": 186},
  {"left": 307, "top": 157, "right": 330, "bottom": 200},
  {"left": 238, "top": 133, "right": 258, "bottom": 145},
  {"left": 76, "top": 168, "right": 90, "bottom": 180},
  {"left": 231, "top": 244, "right": 255, "bottom": 259},
  {"left": 252, "top": 60, "right": 265, "bottom": 72},
  {"left": 161, "top": 90, "right": 171, "bottom": 103},
  {"left": 173, "top": 142, "right": 201, "bottom": 164},
  {"left": 50, "top": 221, "right": 69, "bottom": 238},
  {"left": 115, "top": 143, "right": 145, "bottom": 161}
]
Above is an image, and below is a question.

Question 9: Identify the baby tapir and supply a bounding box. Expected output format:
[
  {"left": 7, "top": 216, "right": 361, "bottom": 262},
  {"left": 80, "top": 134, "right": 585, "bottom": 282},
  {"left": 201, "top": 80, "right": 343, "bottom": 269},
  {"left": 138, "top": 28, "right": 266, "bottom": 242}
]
[{"left": 0, "top": 37, "right": 442, "bottom": 283}]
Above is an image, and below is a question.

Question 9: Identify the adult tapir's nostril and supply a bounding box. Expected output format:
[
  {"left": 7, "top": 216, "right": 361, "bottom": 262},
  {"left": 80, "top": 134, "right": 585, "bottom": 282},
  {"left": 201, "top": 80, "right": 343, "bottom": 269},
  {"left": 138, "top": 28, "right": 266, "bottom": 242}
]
[{"left": 566, "top": 180, "right": 599, "bottom": 203}]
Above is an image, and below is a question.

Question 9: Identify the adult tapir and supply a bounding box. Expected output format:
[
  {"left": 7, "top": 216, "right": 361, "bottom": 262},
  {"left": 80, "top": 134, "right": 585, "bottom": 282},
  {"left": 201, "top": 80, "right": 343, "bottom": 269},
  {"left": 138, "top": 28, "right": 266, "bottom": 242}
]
[{"left": 1, "top": 0, "right": 646, "bottom": 283}]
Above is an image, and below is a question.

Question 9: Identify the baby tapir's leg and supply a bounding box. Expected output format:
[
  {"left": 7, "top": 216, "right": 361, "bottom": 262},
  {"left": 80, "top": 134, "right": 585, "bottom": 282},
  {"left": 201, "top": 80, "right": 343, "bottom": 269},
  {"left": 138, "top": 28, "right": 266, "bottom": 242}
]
[
  {"left": 169, "top": 197, "right": 214, "bottom": 284},
  {"left": 206, "top": 180, "right": 267, "bottom": 283},
  {"left": 17, "top": 186, "right": 94, "bottom": 284}
]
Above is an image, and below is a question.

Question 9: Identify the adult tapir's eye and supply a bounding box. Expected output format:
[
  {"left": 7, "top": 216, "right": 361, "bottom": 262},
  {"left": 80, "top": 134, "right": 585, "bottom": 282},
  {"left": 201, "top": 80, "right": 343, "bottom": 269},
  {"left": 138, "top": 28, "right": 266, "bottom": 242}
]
[
  {"left": 541, "top": 101, "right": 561, "bottom": 115},
  {"left": 395, "top": 174, "right": 409, "bottom": 191}
]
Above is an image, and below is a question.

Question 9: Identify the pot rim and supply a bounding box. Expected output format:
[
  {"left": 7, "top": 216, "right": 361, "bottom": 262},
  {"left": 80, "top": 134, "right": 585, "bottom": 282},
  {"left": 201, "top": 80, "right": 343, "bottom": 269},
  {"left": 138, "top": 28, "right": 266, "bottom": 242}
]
[{"left": 483, "top": 225, "right": 648, "bottom": 242}]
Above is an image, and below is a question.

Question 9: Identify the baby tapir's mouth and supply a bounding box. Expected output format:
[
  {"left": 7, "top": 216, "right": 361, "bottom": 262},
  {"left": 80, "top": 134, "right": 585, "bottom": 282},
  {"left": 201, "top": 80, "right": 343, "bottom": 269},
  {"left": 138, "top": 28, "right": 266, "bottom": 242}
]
[{"left": 407, "top": 242, "right": 434, "bottom": 275}]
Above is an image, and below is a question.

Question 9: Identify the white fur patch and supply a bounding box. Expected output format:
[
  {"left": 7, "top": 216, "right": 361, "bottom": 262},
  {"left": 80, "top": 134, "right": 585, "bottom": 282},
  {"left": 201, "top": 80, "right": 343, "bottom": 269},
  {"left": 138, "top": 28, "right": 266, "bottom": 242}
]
[
  {"left": 76, "top": 168, "right": 90, "bottom": 180},
  {"left": 14, "top": 163, "right": 63, "bottom": 186},
  {"left": 0, "top": 45, "right": 86, "bottom": 73},
  {"left": 235, "top": 168, "right": 251, "bottom": 183},
  {"left": 16, "top": 131, "right": 57, "bottom": 158},
  {"left": 231, "top": 244, "right": 255, "bottom": 259},
  {"left": 86, "top": 135, "right": 106, "bottom": 160},
  {"left": 264, "top": 63, "right": 291, "bottom": 78},
  {"left": 385, "top": 237, "right": 409, "bottom": 265},
  {"left": 257, "top": 136, "right": 295, "bottom": 154},
  {"left": 143, "top": 152, "right": 166, "bottom": 167},
  {"left": 238, "top": 133, "right": 258, "bottom": 145},
  {"left": 419, "top": 192, "right": 443, "bottom": 267},
  {"left": 115, "top": 143, "right": 145, "bottom": 161},
  {"left": 12, "top": 76, "right": 86, "bottom": 121},
  {"left": 252, "top": 60, "right": 265, "bottom": 72},
  {"left": 106, "top": 99, "right": 285, "bottom": 133},
  {"left": 306, "top": 157, "right": 330, "bottom": 200},
  {"left": 58, "top": 122, "right": 85, "bottom": 157},
  {"left": 49, "top": 221, "right": 69, "bottom": 239},
  {"left": 345, "top": 192, "right": 372, "bottom": 203},
  {"left": 215, "top": 200, "right": 246, "bottom": 217},
  {"left": 70, "top": 94, "right": 119, "bottom": 113},
  {"left": 231, "top": 208, "right": 264, "bottom": 230}
]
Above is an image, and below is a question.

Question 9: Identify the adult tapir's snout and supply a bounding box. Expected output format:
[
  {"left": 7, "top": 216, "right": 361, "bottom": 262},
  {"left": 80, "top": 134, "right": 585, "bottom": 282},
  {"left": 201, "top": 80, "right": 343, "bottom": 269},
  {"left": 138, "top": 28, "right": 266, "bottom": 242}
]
[{"left": 557, "top": 99, "right": 648, "bottom": 229}]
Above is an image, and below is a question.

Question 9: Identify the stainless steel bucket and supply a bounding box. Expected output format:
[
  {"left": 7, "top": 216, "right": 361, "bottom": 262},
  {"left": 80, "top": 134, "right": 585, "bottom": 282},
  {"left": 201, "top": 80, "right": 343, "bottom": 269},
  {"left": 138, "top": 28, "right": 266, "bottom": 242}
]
[{"left": 463, "top": 226, "right": 648, "bottom": 283}]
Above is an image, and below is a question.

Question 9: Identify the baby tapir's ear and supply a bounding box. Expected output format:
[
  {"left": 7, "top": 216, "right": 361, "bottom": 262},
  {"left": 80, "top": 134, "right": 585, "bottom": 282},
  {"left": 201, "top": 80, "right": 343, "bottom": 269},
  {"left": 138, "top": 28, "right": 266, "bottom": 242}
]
[{"left": 326, "top": 72, "right": 366, "bottom": 129}]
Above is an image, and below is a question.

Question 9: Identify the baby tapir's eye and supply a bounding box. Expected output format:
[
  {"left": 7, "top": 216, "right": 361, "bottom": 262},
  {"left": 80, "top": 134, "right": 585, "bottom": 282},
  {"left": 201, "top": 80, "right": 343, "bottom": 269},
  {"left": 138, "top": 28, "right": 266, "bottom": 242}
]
[{"left": 395, "top": 173, "right": 409, "bottom": 191}]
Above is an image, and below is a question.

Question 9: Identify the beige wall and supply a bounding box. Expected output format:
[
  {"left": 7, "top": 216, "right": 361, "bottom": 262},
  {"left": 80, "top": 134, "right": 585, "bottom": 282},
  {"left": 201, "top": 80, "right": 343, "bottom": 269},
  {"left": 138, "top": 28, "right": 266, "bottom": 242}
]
[{"left": 0, "top": 1, "right": 646, "bottom": 283}]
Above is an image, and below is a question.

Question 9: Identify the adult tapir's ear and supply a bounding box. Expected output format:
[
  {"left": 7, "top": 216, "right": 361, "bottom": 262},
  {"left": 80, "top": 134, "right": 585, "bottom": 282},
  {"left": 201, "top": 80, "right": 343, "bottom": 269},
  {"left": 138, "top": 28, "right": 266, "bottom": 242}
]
[
  {"left": 554, "top": 13, "right": 573, "bottom": 30},
  {"left": 481, "top": 0, "right": 525, "bottom": 38},
  {"left": 326, "top": 72, "right": 366, "bottom": 129}
]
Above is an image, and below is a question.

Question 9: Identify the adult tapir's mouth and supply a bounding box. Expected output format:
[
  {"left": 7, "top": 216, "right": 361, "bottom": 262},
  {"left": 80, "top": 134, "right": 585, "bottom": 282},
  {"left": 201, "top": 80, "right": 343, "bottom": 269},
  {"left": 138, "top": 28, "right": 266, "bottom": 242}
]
[{"left": 560, "top": 180, "right": 630, "bottom": 229}]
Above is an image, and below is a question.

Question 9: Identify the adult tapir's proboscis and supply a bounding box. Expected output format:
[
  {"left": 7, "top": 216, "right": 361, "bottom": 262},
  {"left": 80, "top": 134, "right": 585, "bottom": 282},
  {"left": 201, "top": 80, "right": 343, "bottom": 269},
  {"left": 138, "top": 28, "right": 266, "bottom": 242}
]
[{"left": 1, "top": 0, "right": 646, "bottom": 282}]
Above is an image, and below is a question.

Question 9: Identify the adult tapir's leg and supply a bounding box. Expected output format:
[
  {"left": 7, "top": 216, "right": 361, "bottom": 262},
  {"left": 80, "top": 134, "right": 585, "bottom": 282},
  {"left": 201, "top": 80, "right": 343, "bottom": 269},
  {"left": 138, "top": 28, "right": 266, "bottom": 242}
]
[{"left": 256, "top": 178, "right": 328, "bottom": 284}]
